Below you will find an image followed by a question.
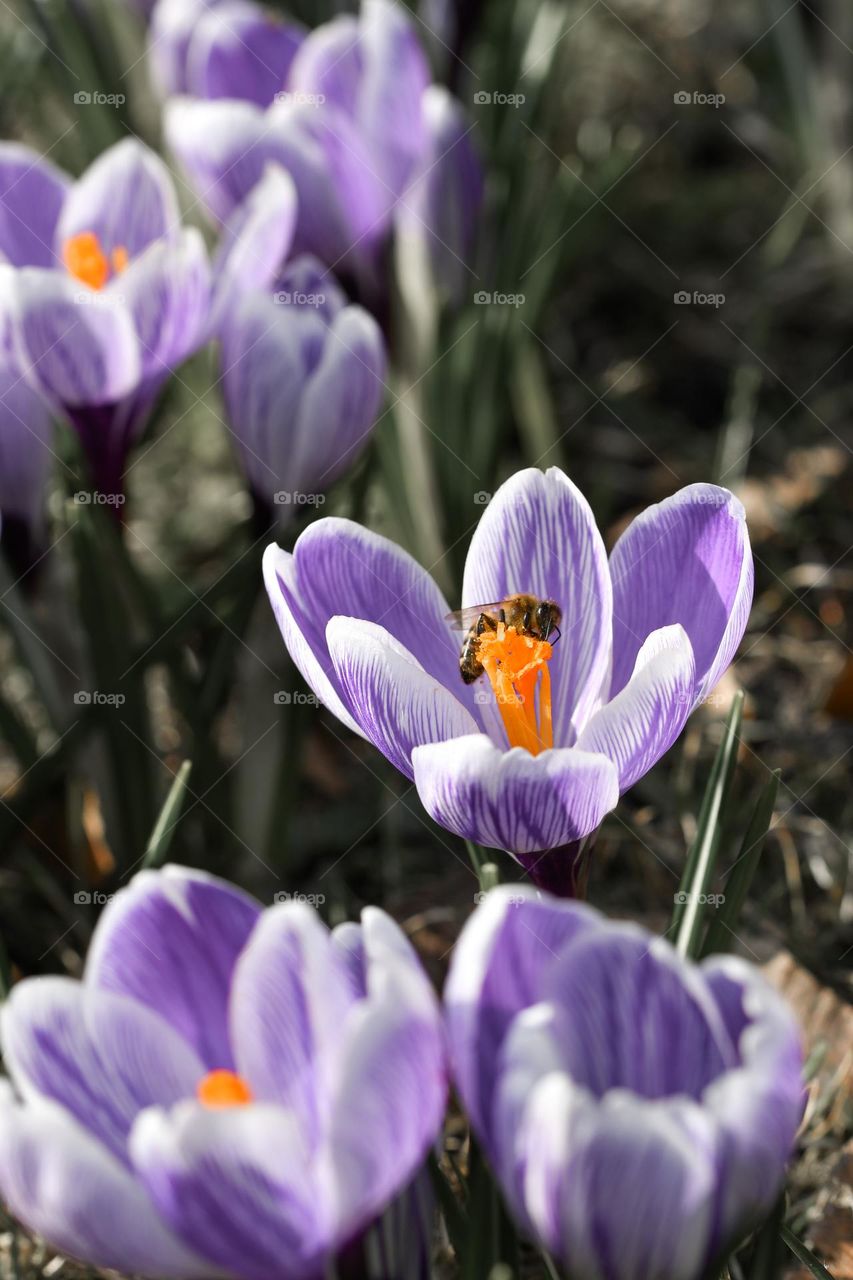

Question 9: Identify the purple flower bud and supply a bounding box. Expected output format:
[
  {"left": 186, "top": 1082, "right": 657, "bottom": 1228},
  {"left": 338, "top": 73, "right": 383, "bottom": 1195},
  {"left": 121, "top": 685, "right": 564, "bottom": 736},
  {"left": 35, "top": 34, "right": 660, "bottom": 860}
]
[
  {"left": 446, "top": 886, "right": 804, "bottom": 1277},
  {"left": 221, "top": 254, "right": 386, "bottom": 522},
  {"left": 149, "top": 0, "right": 305, "bottom": 106}
]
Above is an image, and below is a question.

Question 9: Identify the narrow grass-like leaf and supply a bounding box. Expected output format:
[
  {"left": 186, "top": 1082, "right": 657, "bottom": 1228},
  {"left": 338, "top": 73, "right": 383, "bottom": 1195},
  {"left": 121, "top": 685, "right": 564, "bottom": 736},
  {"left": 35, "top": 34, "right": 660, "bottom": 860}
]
[
  {"left": 780, "top": 1226, "right": 834, "bottom": 1280},
  {"left": 701, "top": 769, "right": 779, "bottom": 958},
  {"left": 462, "top": 1140, "right": 520, "bottom": 1279},
  {"left": 0, "top": 552, "right": 67, "bottom": 733},
  {"left": 428, "top": 1153, "right": 468, "bottom": 1262},
  {"left": 142, "top": 761, "right": 193, "bottom": 869},
  {"left": 743, "top": 1194, "right": 785, "bottom": 1280},
  {"left": 673, "top": 691, "right": 744, "bottom": 957},
  {"left": 69, "top": 502, "right": 155, "bottom": 863},
  {"left": 0, "top": 927, "right": 11, "bottom": 999},
  {"left": 0, "top": 692, "right": 40, "bottom": 770}
]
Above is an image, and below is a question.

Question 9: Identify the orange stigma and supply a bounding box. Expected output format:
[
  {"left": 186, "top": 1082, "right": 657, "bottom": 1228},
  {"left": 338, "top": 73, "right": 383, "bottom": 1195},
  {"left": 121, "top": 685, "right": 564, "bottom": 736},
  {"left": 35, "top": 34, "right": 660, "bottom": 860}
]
[
  {"left": 62, "top": 231, "right": 129, "bottom": 290},
  {"left": 196, "top": 1069, "right": 254, "bottom": 1109},
  {"left": 478, "top": 624, "right": 554, "bottom": 755}
]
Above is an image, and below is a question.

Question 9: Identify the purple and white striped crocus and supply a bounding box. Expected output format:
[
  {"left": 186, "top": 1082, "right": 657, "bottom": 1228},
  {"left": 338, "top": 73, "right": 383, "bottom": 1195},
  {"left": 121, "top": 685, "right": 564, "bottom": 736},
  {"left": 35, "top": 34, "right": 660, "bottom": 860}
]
[
  {"left": 221, "top": 254, "right": 386, "bottom": 522},
  {"left": 0, "top": 138, "right": 292, "bottom": 506},
  {"left": 164, "top": 0, "right": 481, "bottom": 305},
  {"left": 263, "top": 467, "right": 752, "bottom": 893},
  {"left": 0, "top": 865, "right": 445, "bottom": 1279},
  {"left": 446, "top": 886, "right": 803, "bottom": 1278}
]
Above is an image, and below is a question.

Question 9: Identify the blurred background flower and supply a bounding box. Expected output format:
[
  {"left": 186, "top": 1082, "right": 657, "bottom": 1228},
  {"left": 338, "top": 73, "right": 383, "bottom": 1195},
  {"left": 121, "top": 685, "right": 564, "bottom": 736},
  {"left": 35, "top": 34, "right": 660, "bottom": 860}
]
[
  {"left": 0, "top": 137, "right": 210, "bottom": 505},
  {"left": 161, "top": 0, "right": 481, "bottom": 312},
  {"left": 221, "top": 255, "right": 387, "bottom": 526}
]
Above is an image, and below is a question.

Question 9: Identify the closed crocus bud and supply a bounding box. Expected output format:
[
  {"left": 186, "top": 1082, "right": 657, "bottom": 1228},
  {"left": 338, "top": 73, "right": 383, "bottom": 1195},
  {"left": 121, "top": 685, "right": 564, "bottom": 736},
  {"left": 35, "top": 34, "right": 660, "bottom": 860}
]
[
  {"left": 150, "top": 0, "right": 304, "bottom": 104},
  {"left": 165, "top": 95, "right": 387, "bottom": 291},
  {"left": 446, "top": 887, "right": 804, "bottom": 1280},
  {"left": 288, "top": 0, "right": 431, "bottom": 216},
  {"left": 221, "top": 255, "right": 386, "bottom": 521},
  {"left": 396, "top": 84, "right": 484, "bottom": 303},
  {"left": 0, "top": 866, "right": 447, "bottom": 1280}
]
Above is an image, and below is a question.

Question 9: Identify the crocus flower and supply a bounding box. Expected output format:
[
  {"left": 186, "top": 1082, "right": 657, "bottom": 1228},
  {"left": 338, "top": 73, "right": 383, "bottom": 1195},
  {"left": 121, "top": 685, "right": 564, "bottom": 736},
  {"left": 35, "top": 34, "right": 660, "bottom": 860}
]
[
  {"left": 0, "top": 138, "right": 290, "bottom": 506},
  {"left": 287, "top": 0, "right": 431, "bottom": 219},
  {"left": 149, "top": 0, "right": 305, "bottom": 106},
  {"left": 263, "top": 467, "right": 752, "bottom": 893},
  {"left": 163, "top": 0, "right": 479, "bottom": 306},
  {"left": 221, "top": 254, "right": 386, "bottom": 521},
  {"left": 165, "top": 93, "right": 386, "bottom": 298},
  {"left": 446, "top": 886, "right": 803, "bottom": 1278},
  {"left": 0, "top": 864, "right": 446, "bottom": 1278}
]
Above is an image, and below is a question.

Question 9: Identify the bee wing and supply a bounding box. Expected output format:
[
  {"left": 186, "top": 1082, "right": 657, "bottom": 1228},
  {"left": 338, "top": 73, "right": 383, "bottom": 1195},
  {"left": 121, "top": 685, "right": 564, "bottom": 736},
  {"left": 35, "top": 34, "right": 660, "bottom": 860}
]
[{"left": 444, "top": 601, "right": 508, "bottom": 630}]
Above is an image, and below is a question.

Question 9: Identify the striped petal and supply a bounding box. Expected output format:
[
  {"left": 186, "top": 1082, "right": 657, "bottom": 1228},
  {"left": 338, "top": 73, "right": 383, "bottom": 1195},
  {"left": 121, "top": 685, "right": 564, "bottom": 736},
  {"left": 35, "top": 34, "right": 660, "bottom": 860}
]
[
  {"left": 85, "top": 864, "right": 262, "bottom": 1071},
  {"left": 0, "top": 1086, "right": 211, "bottom": 1278},
  {"left": 462, "top": 468, "right": 612, "bottom": 746},
  {"left": 609, "top": 484, "right": 753, "bottom": 705},
  {"left": 577, "top": 624, "right": 695, "bottom": 790},
  {"left": 326, "top": 616, "right": 479, "bottom": 778},
  {"left": 412, "top": 733, "right": 619, "bottom": 855}
]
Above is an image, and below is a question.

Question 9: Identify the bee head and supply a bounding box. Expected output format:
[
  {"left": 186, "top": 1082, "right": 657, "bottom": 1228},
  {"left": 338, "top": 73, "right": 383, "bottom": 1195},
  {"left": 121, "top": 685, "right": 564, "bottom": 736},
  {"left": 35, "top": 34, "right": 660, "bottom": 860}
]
[{"left": 536, "top": 600, "right": 561, "bottom": 639}]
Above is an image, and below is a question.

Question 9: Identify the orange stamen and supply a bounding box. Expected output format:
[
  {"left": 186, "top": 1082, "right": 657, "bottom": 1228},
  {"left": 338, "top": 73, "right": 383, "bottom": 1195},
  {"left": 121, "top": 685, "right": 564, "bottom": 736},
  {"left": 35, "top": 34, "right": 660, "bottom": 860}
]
[
  {"left": 62, "top": 231, "right": 129, "bottom": 290},
  {"left": 196, "top": 1069, "right": 254, "bottom": 1109},
  {"left": 477, "top": 624, "right": 554, "bottom": 755}
]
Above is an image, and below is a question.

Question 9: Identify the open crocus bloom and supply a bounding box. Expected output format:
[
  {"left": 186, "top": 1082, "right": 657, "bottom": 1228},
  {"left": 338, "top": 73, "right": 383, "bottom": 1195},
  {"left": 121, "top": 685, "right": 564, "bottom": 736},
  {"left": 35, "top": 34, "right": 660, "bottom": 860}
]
[
  {"left": 0, "top": 866, "right": 445, "bottom": 1279},
  {"left": 446, "top": 887, "right": 803, "bottom": 1278},
  {"left": 0, "top": 138, "right": 293, "bottom": 504},
  {"left": 264, "top": 467, "right": 753, "bottom": 892}
]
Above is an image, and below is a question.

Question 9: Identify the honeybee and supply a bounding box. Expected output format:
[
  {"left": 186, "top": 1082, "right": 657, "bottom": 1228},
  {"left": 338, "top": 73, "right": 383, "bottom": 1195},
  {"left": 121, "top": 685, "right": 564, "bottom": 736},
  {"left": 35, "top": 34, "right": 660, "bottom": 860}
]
[{"left": 446, "top": 594, "right": 562, "bottom": 684}]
